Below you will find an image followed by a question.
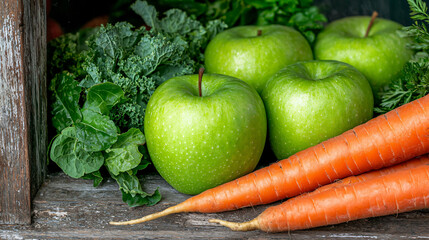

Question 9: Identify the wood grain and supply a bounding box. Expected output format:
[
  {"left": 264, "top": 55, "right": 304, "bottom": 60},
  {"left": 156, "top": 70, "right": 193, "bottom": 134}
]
[
  {"left": 0, "top": 172, "right": 427, "bottom": 239},
  {"left": 0, "top": 0, "right": 47, "bottom": 224}
]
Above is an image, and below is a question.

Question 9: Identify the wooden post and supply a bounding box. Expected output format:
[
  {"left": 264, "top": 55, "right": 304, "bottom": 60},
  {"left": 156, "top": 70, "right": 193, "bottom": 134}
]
[{"left": 0, "top": 0, "right": 47, "bottom": 224}]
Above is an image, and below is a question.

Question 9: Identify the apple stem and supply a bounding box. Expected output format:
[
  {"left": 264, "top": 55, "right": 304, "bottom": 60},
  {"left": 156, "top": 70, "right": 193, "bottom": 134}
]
[
  {"left": 365, "top": 11, "right": 378, "bottom": 38},
  {"left": 257, "top": 29, "right": 262, "bottom": 36},
  {"left": 198, "top": 67, "right": 205, "bottom": 97}
]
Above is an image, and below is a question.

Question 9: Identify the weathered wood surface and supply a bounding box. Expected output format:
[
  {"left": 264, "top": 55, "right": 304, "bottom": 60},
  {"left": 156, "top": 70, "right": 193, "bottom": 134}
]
[
  {"left": 0, "top": 172, "right": 427, "bottom": 239},
  {"left": 0, "top": 0, "right": 47, "bottom": 224}
]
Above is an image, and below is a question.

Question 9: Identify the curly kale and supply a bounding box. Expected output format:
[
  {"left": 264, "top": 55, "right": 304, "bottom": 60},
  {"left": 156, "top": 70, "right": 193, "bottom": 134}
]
[
  {"left": 131, "top": 0, "right": 227, "bottom": 68},
  {"left": 140, "top": 0, "right": 326, "bottom": 45},
  {"left": 47, "top": 1, "right": 226, "bottom": 207},
  {"left": 47, "top": 29, "right": 93, "bottom": 80}
]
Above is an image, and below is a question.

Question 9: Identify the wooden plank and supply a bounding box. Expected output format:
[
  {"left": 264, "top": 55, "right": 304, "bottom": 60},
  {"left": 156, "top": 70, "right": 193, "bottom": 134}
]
[
  {"left": 0, "top": 173, "right": 427, "bottom": 239},
  {"left": 23, "top": 0, "right": 48, "bottom": 203},
  {"left": 0, "top": 0, "right": 47, "bottom": 224}
]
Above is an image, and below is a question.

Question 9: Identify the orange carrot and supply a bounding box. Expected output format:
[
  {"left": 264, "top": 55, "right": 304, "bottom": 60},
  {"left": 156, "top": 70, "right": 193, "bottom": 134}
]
[
  {"left": 210, "top": 156, "right": 429, "bottom": 232},
  {"left": 110, "top": 95, "right": 429, "bottom": 225},
  {"left": 300, "top": 155, "right": 429, "bottom": 198}
]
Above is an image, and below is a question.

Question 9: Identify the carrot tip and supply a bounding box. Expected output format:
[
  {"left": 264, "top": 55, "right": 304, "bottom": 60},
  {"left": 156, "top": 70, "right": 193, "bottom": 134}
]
[
  {"left": 109, "top": 204, "right": 184, "bottom": 226},
  {"left": 209, "top": 218, "right": 259, "bottom": 231}
]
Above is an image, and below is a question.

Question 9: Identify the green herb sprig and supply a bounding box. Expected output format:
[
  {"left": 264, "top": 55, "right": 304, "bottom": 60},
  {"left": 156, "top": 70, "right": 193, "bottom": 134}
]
[{"left": 375, "top": 0, "right": 429, "bottom": 114}]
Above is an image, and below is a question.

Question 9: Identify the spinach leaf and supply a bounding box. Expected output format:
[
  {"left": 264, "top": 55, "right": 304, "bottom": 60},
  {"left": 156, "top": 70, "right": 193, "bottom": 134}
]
[
  {"left": 75, "top": 109, "right": 118, "bottom": 152},
  {"left": 82, "top": 170, "right": 104, "bottom": 187},
  {"left": 50, "top": 127, "right": 104, "bottom": 178},
  {"left": 105, "top": 128, "right": 145, "bottom": 175},
  {"left": 106, "top": 130, "right": 157, "bottom": 207},
  {"left": 121, "top": 188, "right": 161, "bottom": 207},
  {"left": 50, "top": 72, "right": 82, "bottom": 132},
  {"left": 112, "top": 171, "right": 161, "bottom": 207},
  {"left": 105, "top": 145, "right": 143, "bottom": 176},
  {"left": 83, "top": 82, "right": 125, "bottom": 115},
  {"left": 131, "top": 157, "right": 151, "bottom": 175},
  {"left": 112, "top": 128, "right": 146, "bottom": 148}
]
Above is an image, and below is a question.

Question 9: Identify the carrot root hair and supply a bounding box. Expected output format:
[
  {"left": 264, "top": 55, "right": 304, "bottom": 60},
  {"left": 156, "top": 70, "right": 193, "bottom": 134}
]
[
  {"left": 209, "top": 218, "right": 259, "bottom": 231},
  {"left": 109, "top": 204, "right": 185, "bottom": 225}
]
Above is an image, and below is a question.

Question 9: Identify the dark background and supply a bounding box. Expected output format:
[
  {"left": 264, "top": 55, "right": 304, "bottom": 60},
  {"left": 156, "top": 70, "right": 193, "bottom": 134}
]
[
  {"left": 50, "top": 0, "right": 429, "bottom": 33},
  {"left": 315, "top": 0, "right": 425, "bottom": 25}
]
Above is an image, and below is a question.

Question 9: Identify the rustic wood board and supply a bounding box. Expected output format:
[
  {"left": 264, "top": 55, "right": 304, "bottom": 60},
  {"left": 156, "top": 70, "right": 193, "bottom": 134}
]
[
  {"left": 0, "top": 0, "right": 47, "bottom": 225},
  {"left": 0, "top": 172, "right": 428, "bottom": 239}
]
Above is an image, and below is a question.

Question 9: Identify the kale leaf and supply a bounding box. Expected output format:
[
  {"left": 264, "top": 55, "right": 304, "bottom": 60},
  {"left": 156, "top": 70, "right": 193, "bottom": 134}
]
[
  {"left": 131, "top": 0, "right": 227, "bottom": 72},
  {"left": 47, "top": 28, "right": 98, "bottom": 80},
  {"left": 47, "top": 1, "right": 226, "bottom": 207},
  {"left": 143, "top": 0, "right": 326, "bottom": 45}
]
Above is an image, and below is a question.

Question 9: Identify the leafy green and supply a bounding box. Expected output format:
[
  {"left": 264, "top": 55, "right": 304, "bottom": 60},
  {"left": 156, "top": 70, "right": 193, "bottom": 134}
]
[
  {"left": 75, "top": 109, "right": 118, "bottom": 152},
  {"left": 83, "top": 82, "right": 125, "bottom": 115},
  {"left": 49, "top": 72, "right": 82, "bottom": 132},
  {"left": 79, "top": 3, "right": 225, "bottom": 132},
  {"left": 407, "top": 0, "right": 429, "bottom": 22},
  {"left": 47, "top": 28, "right": 98, "bottom": 80},
  {"left": 47, "top": 1, "right": 226, "bottom": 207},
  {"left": 375, "top": 58, "right": 429, "bottom": 113},
  {"left": 105, "top": 145, "right": 143, "bottom": 175},
  {"left": 133, "top": 0, "right": 226, "bottom": 65},
  {"left": 105, "top": 128, "right": 145, "bottom": 176},
  {"left": 375, "top": 0, "right": 429, "bottom": 114},
  {"left": 401, "top": 0, "right": 429, "bottom": 54},
  {"left": 286, "top": 5, "right": 328, "bottom": 44},
  {"left": 82, "top": 170, "right": 104, "bottom": 187},
  {"left": 110, "top": 149, "right": 159, "bottom": 207},
  {"left": 144, "top": 0, "right": 326, "bottom": 44},
  {"left": 50, "top": 127, "right": 105, "bottom": 178},
  {"left": 49, "top": 77, "right": 158, "bottom": 206},
  {"left": 111, "top": 128, "right": 146, "bottom": 148},
  {"left": 131, "top": 1, "right": 159, "bottom": 29},
  {"left": 131, "top": 152, "right": 151, "bottom": 174},
  {"left": 111, "top": 169, "right": 161, "bottom": 207}
]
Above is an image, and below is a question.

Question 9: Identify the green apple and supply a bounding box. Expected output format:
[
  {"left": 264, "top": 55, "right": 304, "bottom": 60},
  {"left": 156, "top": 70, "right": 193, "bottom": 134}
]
[
  {"left": 261, "top": 60, "right": 374, "bottom": 159},
  {"left": 204, "top": 25, "right": 313, "bottom": 94},
  {"left": 314, "top": 15, "right": 413, "bottom": 98},
  {"left": 144, "top": 72, "right": 267, "bottom": 195}
]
